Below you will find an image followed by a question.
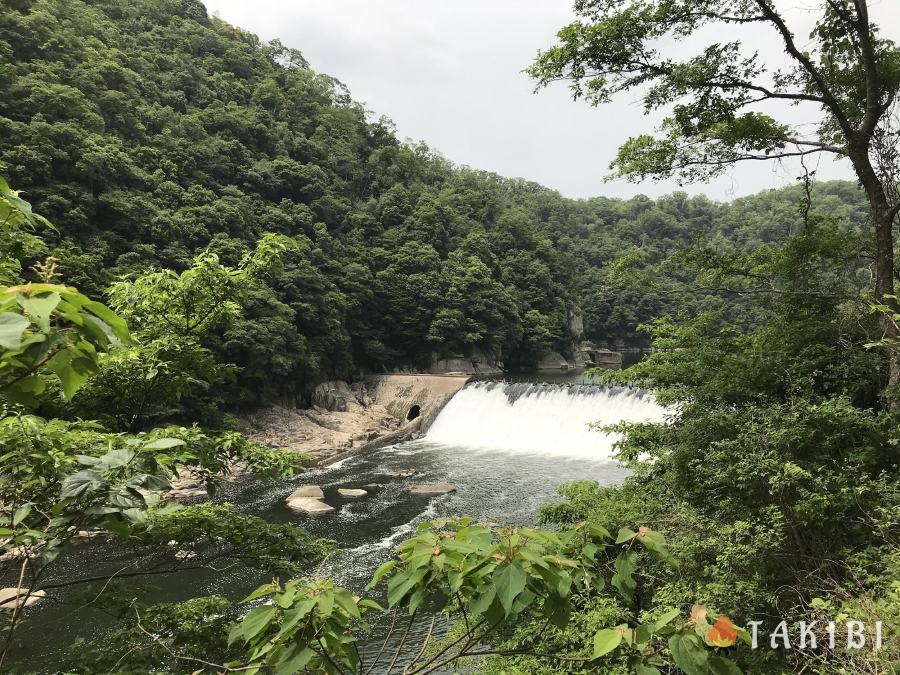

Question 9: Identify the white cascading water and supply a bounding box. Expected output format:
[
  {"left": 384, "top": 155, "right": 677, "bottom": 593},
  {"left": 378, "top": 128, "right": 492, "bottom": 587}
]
[{"left": 425, "top": 381, "right": 668, "bottom": 459}]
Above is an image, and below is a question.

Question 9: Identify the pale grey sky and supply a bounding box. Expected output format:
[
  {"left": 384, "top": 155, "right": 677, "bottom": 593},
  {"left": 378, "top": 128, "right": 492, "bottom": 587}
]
[{"left": 201, "top": 0, "right": 900, "bottom": 201}]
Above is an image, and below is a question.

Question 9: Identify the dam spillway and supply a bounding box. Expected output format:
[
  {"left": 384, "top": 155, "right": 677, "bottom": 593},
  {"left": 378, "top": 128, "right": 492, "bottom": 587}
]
[{"left": 424, "top": 381, "right": 668, "bottom": 458}]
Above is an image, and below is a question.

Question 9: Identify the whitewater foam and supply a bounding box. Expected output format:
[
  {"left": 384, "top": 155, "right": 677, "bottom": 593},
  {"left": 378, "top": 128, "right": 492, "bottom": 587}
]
[{"left": 424, "top": 381, "right": 667, "bottom": 459}]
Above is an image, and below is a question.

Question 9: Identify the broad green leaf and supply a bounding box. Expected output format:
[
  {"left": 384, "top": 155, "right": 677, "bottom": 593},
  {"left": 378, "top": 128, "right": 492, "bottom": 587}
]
[
  {"left": 316, "top": 590, "right": 334, "bottom": 617},
  {"left": 240, "top": 605, "right": 277, "bottom": 643},
  {"left": 653, "top": 608, "right": 681, "bottom": 631},
  {"left": 635, "top": 665, "right": 662, "bottom": 675},
  {"left": 469, "top": 584, "right": 496, "bottom": 616},
  {"left": 18, "top": 292, "right": 60, "bottom": 331},
  {"left": 366, "top": 559, "right": 396, "bottom": 589},
  {"left": 611, "top": 550, "right": 637, "bottom": 602},
  {"left": 241, "top": 584, "right": 275, "bottom": 603},
  {"left": 616, "top": 527, "right": 637, "bottom": 543},
  {"left": 278, "top": 598, "right": 316, "bottom": 637},
  {"left": 83, "top": 300, "right": 131, "bottom": 343},
  {"left": 98, "top": 448, "right": 135, "bottom": 469},
  {"left": 333, "top": 587, "right": 361, "bottom": 618},
  {"left": 274, "top": 645, "right": 314, "bottom": 675},
  {"left": 46, "top": 349, "right": 89, "bottom": 400},
  {"left": 493, "top": 562, "right": 527, "bottom": 614},
  {"left": 593, "top": 628, "right": 623, "bottom": 658},
  {"left": 143, "top": 438, "right": 186, "bottom": 450},
  {"left": 708, "top": 655, "right": 743, "bottom": 675},
  {"left": 669, "top": 633, "right": 709, "bottom": 675},
  {"left": 12, "top": 504, "right": 31, "bottom": 526},
  {"left": 0, "top": 312, "right": 29, "bottom": 349},
  {"left": 59, "top": 469, "right": 104, "bottom": 499}
]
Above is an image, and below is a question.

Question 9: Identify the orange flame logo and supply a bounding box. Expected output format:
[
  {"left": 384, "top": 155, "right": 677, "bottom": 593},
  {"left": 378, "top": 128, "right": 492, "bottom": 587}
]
[{"left": 707, "top": 614, "right": 737, "bottom": 648}]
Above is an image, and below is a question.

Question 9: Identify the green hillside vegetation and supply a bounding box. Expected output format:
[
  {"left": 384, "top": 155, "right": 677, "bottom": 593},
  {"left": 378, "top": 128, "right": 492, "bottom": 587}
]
[{"left": 1, "top": 0, "right": 871, "bottom": 406}]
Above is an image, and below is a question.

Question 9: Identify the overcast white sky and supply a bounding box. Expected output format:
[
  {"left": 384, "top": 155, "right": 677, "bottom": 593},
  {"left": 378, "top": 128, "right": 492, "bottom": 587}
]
[{"left": 201, "top": 0, "right": 900, "bottom": 201}]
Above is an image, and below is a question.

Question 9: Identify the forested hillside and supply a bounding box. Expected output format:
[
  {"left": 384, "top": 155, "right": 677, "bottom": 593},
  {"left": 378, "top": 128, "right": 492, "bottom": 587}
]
[{"left": 0, "top": 0, "right": 869, "bottom": 406}]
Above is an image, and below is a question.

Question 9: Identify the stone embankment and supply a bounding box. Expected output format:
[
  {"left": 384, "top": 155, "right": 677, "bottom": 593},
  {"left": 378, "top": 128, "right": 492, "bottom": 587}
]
[{"left": 245, "top": 374, "right": 470, "bottom": 466}]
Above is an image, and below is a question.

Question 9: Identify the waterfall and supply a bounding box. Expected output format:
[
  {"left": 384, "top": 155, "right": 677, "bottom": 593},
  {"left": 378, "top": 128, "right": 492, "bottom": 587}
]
[{"left": 424, "top": 381, "right": 668, "bottom": 459}]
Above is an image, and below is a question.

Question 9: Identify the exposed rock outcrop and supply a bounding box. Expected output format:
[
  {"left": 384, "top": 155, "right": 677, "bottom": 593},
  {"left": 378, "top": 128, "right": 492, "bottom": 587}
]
[
  {"left": 536, "top": 351, "right": 572, "bottom": 371},
  {"left": 311, "top": 381, "right": 362, "bottom": 412},
  {"left": 247, "top": 374, "right": 469, "bottom": 466},
  {"left": 429, "top": 347, "right": 502, "bottom": 375},
  {"left": 566, "top": 302, "right": 585, "bottom": 341},
  {"left": 409, "top": 482, "right": 457, "bottom": 497},
  {"left": 574, "top": 342, "right": 623, "bottom": 370}
]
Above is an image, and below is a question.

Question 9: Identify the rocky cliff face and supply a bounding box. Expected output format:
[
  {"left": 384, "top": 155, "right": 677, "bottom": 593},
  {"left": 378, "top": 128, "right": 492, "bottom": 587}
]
[
  {"left": 428, "top": 346, "right": 503, "bottom": 375},
  {"left": 246, "top": 374, "right": 470, "bottom": 465}
]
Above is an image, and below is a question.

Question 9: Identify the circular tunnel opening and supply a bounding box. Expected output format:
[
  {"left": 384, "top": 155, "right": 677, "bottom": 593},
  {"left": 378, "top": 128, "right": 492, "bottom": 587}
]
[{"left": 406, "top": 405, "right": 421, "bottom": 422}]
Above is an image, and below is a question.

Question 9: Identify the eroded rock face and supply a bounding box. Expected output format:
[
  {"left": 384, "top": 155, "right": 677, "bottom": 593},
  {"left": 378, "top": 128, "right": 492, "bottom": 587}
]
[
  {"left": 536, "top": 351, "right": 572, "bottom": 371},
  {"left": 0, "top": 588, "right": 46, "bottom": 610},
  {"left": 337, "top": 488, "right": 367, "bottom": 499},
  {"left": 286, "top": 496, "right": 335, "bottom": 514},
  {"left": 288, "top": 485, "right": 325, "bottom": 500},
  {"left": 311, "top": 381, "right": 362, "bottom": 412},
  {"left": 409, "top": 482, "right": 457, "bottom": 497},
  {"left": 246, "top": 374, "right": 468, "bottom": 466},
  {"left": 429, "top": 347, "right": 502, "bottom": 375}
]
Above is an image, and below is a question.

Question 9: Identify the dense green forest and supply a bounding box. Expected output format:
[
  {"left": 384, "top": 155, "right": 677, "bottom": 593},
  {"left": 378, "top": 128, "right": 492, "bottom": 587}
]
[
  {"left": 1, "top": 0, "right": 899, "bottom": 673},
  {"left": 0, "top": 0, "right": 872, "bottom": 405}
]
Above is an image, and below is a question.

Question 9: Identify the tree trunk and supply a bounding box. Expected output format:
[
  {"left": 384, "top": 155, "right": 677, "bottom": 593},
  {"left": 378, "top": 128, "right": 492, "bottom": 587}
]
[{"left": 850, "top": 144, "right": 900, "bottom": 405}]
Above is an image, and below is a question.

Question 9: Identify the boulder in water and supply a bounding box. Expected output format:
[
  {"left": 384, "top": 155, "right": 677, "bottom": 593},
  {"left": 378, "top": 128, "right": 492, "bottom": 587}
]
[
  {"left": 289, "top": 485, "right": 325, "bottom": 500},
  {"left": 362, "top": 483, "right": 385, "bottom": 493},
  {"left": 0, "top": 588, "right": 46, "bottom": 610},
  {"left": 286, "top": 496, "right": 335, "bottom": 514},
  {"left": 409, "top": 482, "right": 457, "bottom": 497},
  {"left": 337, "top": 488, "right": 368, "bottom": 499}
]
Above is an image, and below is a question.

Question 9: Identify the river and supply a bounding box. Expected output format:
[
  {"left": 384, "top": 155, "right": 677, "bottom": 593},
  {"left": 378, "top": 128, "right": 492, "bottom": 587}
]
[{"left": 9, "top": 380, "right": 666, "bottom": 672}]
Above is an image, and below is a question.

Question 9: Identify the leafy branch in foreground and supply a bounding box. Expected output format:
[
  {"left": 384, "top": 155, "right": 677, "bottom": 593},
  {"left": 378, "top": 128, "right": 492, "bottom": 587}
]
[{"left": 220, "top": 518, "right": 745, "bottom": 674}]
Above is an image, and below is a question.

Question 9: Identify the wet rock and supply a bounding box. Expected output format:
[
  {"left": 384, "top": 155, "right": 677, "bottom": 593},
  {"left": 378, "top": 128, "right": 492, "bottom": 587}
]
[
  {"left": 409, "top": 482, "right": 457, "bottom": 497},
  {"left": 361, "top": 483, "right": 385, "bottom": 493},
  {"left": 0, "top": 588, "right": 46, "bottom": 610},
  {"left": 337, "top": 488, "right": 368, "bottom": 499},
  {"left": 289, "top": 485, "right": 325, "bottom": 500},
  {"left": 286, "top": 497, "right": 335, "bottom": 515}
]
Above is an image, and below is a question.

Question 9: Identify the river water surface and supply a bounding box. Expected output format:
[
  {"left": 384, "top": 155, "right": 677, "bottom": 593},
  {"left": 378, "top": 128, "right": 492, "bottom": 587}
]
[{"left": 12, "top": 382, "right": 667, "bottom": 672}]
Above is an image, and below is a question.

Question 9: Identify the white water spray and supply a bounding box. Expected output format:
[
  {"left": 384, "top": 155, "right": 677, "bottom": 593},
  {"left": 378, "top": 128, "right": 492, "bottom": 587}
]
[{"left": 425, "top": 381, "right": 667, "bottom": 459}]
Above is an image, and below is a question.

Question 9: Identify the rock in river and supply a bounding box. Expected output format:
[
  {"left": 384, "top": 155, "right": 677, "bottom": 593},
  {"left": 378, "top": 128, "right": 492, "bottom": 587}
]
[
  {"left": 337, "top": 488, "right": 368, "bottom": 499},
  {"left": 0, "top": 588, "right": 46, "bottom": 610},
  {"left": 288, "top": 485, "right": 325, "bottom": 500},
  {"left": 286, "top": 496, "right": 335, "bottom": 515},
  {"left": 409, "top": 482, "right": 457, "bottom": 497}
]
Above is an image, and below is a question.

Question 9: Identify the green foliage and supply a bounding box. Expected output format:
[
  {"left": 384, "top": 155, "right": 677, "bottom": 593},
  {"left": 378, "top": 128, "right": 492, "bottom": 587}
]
[
  {"left": 67, "top": 595, "right": 239, "bottom": 674},
  {"left": 0, "top": 0, "right": 581, "bottom": 388},
  {"left": 528, "top": 1, "right": 899, "bottom": 184},
  {"left": 0, "top": 283, "right": 132, "bottom": 406},
  {"left": 0, "top": 176, "right": 48, "bottom": 285},
  {"left": 136, "top": 503, "right": 332, "bottom": 576},
  {"left": 223, "top": 518, "right": 741, "bottom": 674}
]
